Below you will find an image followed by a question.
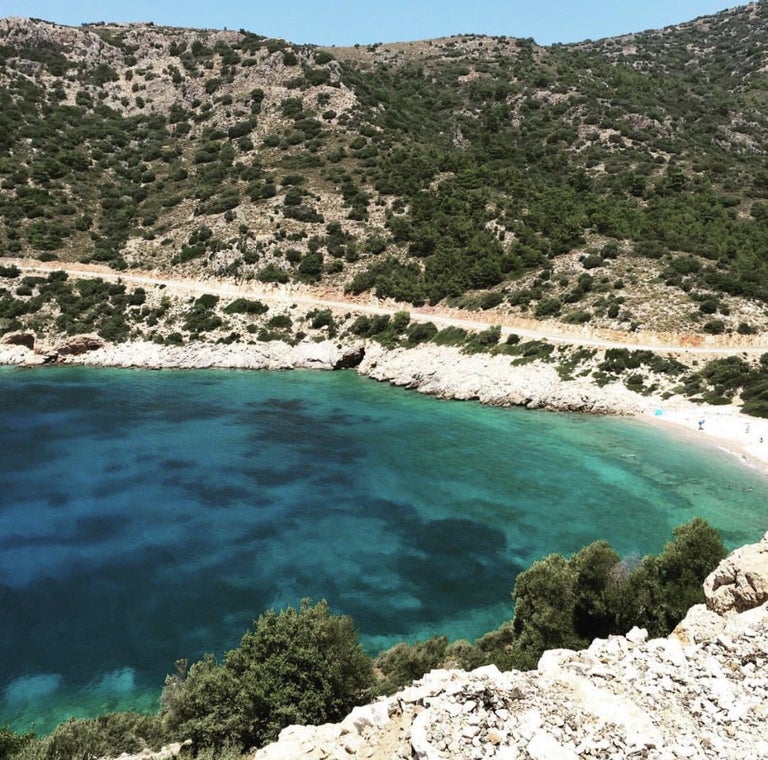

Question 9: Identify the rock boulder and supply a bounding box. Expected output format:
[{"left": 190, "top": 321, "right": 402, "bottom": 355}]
[
  {"left": 55, "top": 334, "right": 106, "bottom": 356},
  {"left": 704, "top": 530, "right": 768, "bottom": 614},
  {"left": 2, "top": 331, "right": 35, "bottom": 349}
]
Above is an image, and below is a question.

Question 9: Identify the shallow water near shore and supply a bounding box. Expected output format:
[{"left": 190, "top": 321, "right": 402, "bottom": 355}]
[{"left": 1, "top": 365, "right": 766, "bottom": 733}]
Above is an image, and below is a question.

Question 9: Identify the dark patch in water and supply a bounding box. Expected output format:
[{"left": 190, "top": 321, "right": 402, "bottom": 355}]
[
  {"left": 196, "top": 483, "right": 252, "bottom": 508},
  {"left": 74, "top": 515, "right": 131, "bottom": 543},
  {"left": 236, "top": 496, "right": 517, "bottom": 639},
  {"left": 162, "top": 458, "right": 193, "bottom": 470},
  {"left": 47, "top": 492, "right": 70, "bottom": 508}
]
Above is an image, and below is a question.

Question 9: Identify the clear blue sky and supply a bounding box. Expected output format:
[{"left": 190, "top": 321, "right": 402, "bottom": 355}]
[{"left": 2, "top": 1, "right": 740, "bottom": 46}]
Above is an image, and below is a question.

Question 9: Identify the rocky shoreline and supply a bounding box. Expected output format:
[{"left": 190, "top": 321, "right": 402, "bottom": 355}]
[
  {"left": 3, "top": 333, "right": 768, "bottom": 473},
  {"left": 0, "top": 334, "right": 647, "bottom": 414}
]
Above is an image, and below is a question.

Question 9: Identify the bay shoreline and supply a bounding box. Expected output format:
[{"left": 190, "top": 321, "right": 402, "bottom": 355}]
[{"left": 2, "top": 336, "right": 768, "bottom": 477}]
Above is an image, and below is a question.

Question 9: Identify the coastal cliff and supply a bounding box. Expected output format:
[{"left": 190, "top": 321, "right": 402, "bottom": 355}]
[{"left": 253, "top": 533, "right": 768, "bottom": 760}]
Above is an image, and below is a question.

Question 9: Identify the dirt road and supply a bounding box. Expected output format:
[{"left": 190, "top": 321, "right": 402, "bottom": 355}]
[{"left": 8, "top": 258, "right": 768, "bottom": 357}]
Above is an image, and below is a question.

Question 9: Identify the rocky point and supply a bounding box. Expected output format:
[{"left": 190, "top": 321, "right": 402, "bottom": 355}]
[{"left": 253, "top": 532, "right": 768, "bottom": 760}]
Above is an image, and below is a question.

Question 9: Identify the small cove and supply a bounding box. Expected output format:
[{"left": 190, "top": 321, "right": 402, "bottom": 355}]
[{"left": 1, "top": 365, "right": 766, "bottom": 733}]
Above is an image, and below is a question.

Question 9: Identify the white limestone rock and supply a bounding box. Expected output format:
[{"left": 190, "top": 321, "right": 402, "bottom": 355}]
[{"left": 704, "top": 531, "right": 768, "bottom": 614}]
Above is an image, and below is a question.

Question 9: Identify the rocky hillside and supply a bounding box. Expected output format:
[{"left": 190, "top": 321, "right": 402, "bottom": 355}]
[
  {"left": 253, "top": 532, "right": 768, "bottom": 760},
  {"left": 2, "top": 4, "right": 768, "bottom": 337}
]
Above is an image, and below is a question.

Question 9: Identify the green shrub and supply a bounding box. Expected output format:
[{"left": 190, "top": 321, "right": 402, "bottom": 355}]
[
  {"left": 182, "top": 294, "right": 222, "bottom": 333},
  {"left": 23, "top": 712, "right": 166, "bottom": 760},
  {"left": 307, "top": 308, "right": 335, "bottom": 330},
  {"left": 374, "top": 637, "right": 449, "bottom": 695},
  {"left": 505, "top": 519, "right": 725, "bottom": 670},
  {"left": 464, "top": 325, "right": 501, "bottom": 353},
  {"left": 534, "top": 298, "right": 562, "bottom": 318},
  {"left": 161, "top": 600, "right": 373, "bottom": 751},
  {"left": 703, "top": 319, "right": 726, "bottom": 334},
  {"left": 297, "top": 251, "right": 324, "bottom": 281},
  {"left": 432, "top": 326, "right": 468, "bottom": 346},
  {"left": 581, "top": 254, "right": 604, "bottom": 269},
  {"left": 349, "top": 315, "right": 371, "bottom": 336},
  {"left": 480, "top": 292, "right": 503, "bottom": 310},
  {"left": 562, "top": 310, "right": 592, "bottom": 324},
  {"left": 506, "top": 340, "right": 555, "bottom": 363},
  {"left": 0, "top": 726, "right": 35, "bottom": 759},
  {"left": 224, "top": 298, "right": 269, "bottom": 315},
  {"left": 257, "top": 265, "right": 290, "bottom": 284},
  {"left": 194, "top": 294, "right": 219, "bottom": 310},
  {"left": 405, "top": 321, "right": 438, "bottom": 345},
  {"left": 267, "top": 314, "right": 292, "bottom": 329}
]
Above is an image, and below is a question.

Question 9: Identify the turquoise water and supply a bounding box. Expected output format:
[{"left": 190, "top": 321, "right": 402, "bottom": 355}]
[{"left": 1, "top": 365, "right": 766, "bottom": 733}]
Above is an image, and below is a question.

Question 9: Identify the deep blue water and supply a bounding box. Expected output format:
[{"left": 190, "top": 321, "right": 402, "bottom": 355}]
[{"left": 1, "top": 365, "right": 766, "bottom": 733}]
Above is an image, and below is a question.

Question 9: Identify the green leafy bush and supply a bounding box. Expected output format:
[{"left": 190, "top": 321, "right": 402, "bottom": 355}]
[
  {"left": 506, "top": 519, "right": 726, "bottom": 669},
  {"left": 224, "top": 298, "right": 269, "bottom": 315},
  {"left": 463, "top": 325, "right": 501, "bottom": 353},
  {"left": 14, "top": 712, "right": 166, "bottom": 760},
  {"left": 405, "top": 321, "right": 438, "bottom": 345},
  {"left": 431, "top": 326, "right": 468, "bottom": 346},
  {"left": 374, "top": 636, "right": 449, "bottom": 695},
  {"left": 0, "top": 726, "right": 35, "bottom": 759},
  {"left": 161, "top": 600, "right": 373, "bottom": 751}
]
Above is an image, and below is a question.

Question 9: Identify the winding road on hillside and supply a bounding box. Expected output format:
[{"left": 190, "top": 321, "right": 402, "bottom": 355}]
[{"left": 8, "top": 259, "right": 768, "bottom": 357}]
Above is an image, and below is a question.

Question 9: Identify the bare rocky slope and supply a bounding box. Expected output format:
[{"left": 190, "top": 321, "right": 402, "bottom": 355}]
[{"left": 251, "top": 533, "right": 768, "bottom": 760}]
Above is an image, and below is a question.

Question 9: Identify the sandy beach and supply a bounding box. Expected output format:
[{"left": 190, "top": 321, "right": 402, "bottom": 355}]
[{"left": 639, "top": 399, "right": 768, "bottom": 477}]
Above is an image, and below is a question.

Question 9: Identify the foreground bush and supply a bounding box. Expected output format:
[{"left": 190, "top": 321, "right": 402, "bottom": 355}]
[
  {"left": 377, "top": 519, "right": 727, "bottom": 681},
  {"left": 5, "top": 712, "right": 166, "bottom": 760},
  {"left": 160, "top": 599, "right": 374, "bottom": 751},
  {"left": 505, "top": 518, "right": 726, "bottom": 669}
]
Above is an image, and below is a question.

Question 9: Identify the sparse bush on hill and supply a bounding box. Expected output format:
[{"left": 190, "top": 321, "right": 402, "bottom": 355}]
[{"left": 1, "top": 6, "right": 768, "bottom": 330}]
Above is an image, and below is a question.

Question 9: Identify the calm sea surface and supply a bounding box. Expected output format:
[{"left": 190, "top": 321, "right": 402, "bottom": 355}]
[{"left": 1, "top": 365, "right": 766, "bottom": 732}]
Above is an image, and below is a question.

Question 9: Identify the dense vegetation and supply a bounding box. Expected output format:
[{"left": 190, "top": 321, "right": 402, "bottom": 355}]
[
  {"left": 1, "top": 4, "right": 768, "bottom": 335},
  {"left": 1, "top": 520, "right": 725, "bottom": 758}
]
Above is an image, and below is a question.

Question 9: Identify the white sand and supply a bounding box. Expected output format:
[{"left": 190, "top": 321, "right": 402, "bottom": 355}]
[{"left": 639, "top": 398, "right": 768, "bottom": 476}]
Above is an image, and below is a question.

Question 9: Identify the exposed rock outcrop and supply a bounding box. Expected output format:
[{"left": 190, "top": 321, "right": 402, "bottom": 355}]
[
  {"left": 0, "top": 337, "right": 638, "bottom": 413},
  {"left": 357, "top": 343, "right": 644, "bottom": 414},
  {"left": 703, "top": 535, "right": 768, "bottom": 614},
  {"left": 44, "top": 338, "right": 367, "bottom": 372},
  {"left": 2, "top": 331, "right": 34, "bottom": 349},
  {"left": 55, "top": 334, "right": 106, "bottom": 356},
  {"left": 254, "top": 532, "right": 768, "bottom": 760}
]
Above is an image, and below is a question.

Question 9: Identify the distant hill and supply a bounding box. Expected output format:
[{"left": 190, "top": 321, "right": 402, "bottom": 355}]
[{"left": 1, "top": 3, "right": 768, "bottom": 335}]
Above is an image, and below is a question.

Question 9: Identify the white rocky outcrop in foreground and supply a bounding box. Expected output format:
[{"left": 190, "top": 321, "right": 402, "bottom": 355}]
[{"left": 254, "top": 533, "right": 768, "bottom": 760}]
